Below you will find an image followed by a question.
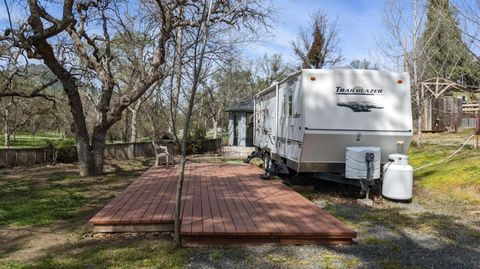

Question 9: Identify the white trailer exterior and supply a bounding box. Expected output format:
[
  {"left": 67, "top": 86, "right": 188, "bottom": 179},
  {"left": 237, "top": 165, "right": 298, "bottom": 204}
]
[{"left": 253, "top": 69, "right": 413, "bottom": 174}]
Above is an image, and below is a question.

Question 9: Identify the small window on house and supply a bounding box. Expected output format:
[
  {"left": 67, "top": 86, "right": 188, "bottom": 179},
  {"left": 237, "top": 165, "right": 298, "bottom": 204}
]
[{"left": 288, "top": 93, "right": 293, "bottom": 116}]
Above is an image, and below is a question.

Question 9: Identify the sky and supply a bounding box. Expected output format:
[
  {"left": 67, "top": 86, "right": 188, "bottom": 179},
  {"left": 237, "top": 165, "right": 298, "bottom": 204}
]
[
  {"left": 245, "top": 0, "right": 387, "bottom": 66},
  {"left": 0, "top": 0, "right": 386, "bottom": 66}
]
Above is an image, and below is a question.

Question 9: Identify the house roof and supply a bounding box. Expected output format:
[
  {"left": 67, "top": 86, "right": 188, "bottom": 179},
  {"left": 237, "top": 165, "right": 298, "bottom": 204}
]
[{"left": 225, "top": 97, "right": 254, "bottom": 112}]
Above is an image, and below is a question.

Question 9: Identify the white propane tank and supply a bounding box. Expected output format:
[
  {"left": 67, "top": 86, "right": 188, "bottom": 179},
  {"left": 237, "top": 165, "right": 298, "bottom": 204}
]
[{"left": 382, "top": 154, "right": 413, "bottom": 201}]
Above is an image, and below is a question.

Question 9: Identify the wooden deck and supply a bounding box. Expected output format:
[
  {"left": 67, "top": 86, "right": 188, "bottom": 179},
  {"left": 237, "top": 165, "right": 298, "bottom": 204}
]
[{"left": 89, "top": 163, "right": 357, "bottom": 245}]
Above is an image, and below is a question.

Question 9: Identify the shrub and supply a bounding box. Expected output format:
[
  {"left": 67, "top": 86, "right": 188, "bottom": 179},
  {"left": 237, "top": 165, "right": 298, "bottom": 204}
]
[
  {"left": 46, "top": 139, "right": 78, "bottom": 163},
  {"left": 186, "top": 128, "right": 207, "bottom": 155}
]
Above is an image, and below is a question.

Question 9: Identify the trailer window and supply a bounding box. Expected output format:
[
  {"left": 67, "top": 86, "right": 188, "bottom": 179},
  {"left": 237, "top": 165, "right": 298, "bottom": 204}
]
[{"left": 288, "top": 93, "right": 293, "bottom": 116}]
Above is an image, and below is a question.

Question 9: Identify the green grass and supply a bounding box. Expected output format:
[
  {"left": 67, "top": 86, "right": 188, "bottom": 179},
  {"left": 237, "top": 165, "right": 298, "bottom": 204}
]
[
  {"left": 208, "top": 250, "right": 224, "bottom": 261},
  {"left": 363, "top": 236, "right": 384, "bottom": 245},
  {"left": 0, "top": 160, "right": 151, "bottom": 227},
  {"left": 205, "top": 128, "right": 222, "bottom": 139},
  {"left": 106, "top": 137, "right": 152, "bottom": 144},
  {"left": 0, "top": 133, "right": 69, "bottom": 148},
  {"left": 0, "top": 173, "right": 85, "bottom": 226},
  {"left": 0, "top": 159, "right": 192, "bottom": 268},
  {"left": 0, "top": 148, "right": 477, "bottom": 268},
  {"left": 0, "top": 132, "right": 154, "bottom": 148},
  {"left": 1, "top": 240, "right": 188, "bottom": 269},
  {"left": 409, "top": 144, "right": 480, "bottom": 203}
]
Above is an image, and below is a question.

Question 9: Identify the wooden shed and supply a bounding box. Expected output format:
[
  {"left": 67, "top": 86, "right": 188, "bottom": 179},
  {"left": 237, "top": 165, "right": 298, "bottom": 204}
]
[
  {"left": 422, "top": 96, "right": 463, "bottom": 132},
  {"left": 225, "top": 98, "right": 254, "bottom": 147}
]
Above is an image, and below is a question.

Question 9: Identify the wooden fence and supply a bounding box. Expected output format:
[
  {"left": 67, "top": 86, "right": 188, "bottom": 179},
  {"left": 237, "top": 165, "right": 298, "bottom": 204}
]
[
  {"left": 0, "top": 148, "right": 53, "bottom": 167},
  {"left": 462, "top": 103, "right": 479, "bottom": 115},
  {"left": 200, "top": 138, "right": 222, "bottom": 153},
  {"left": 422, "top": 97, "right": 463, "bottom": 132},
  {"left": 461, "top": 117, "right": 479, "bottom": 129},
  {"left": 104, "top": 142, "right": 155, "bottom": 160},
  {"left": 0, "top": 139, "right": 222, "bottom": 168}
]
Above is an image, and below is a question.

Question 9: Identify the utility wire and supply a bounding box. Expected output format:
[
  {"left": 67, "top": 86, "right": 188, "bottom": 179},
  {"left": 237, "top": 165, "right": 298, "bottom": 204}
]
[{"left": 414, "top": 133, "right": 476, "bottom": 171}]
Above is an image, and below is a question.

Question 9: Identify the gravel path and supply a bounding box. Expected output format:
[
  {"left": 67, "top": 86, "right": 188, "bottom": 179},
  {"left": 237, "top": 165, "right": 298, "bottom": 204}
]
[{"left": 185, "top": 188, "right": 480, "bottom": 269}]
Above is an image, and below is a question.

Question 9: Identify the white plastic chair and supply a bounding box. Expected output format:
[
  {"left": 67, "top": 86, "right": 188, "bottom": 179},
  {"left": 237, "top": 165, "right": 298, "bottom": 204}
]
[{"left": 152, "top": 141, "right": 170, "bottom": 167}]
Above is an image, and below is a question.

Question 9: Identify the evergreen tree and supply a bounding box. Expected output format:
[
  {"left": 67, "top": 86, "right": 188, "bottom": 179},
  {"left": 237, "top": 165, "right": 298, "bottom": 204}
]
[{"left": 422, "top": 0, "right": 478, "bottom": 83}]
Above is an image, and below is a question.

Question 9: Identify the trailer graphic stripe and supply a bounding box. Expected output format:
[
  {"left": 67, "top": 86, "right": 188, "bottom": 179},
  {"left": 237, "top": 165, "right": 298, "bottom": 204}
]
[{"left": 304, "top": 128, "right": 412, "bottom": 133}]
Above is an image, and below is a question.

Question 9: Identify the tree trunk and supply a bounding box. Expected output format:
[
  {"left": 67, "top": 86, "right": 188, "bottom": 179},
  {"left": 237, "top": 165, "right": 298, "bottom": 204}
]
[
  {"left": 123, "top": 110, "right": 129, "bottom": 143},
  {"left": 4, "top": 132, "right": 10, "bottom": 148},
  {"left": 33, "top": 39, "right": 96, "bottom": 176},
  {"left": 4, "top": 107, "right": 9, "bottom": 147},
  {"left": 173, "top": 10, "right": 186, "bottom": 246},
  {"left": 212, "top": 118, "right": 217, "bottom": 139},
  {"left": 76, "top": 136, "right": 95, "bottom": 177},
  {"left": 130, "top": 110, "right": 138, "bottom": 143},
  {"left": 476, "top": 111, "right": 480, "bottom": 149},
  {"left": 130, "top": 101, "right": 142, "bottom": 143},
  {"left": 170, "top": 12, "right": 184, "bottom": 144},
  {"left": 174, "top": 156, "right": 186, "bottom": 246},
  {"left": 416, "top": 109, "right": 422, "bottom": 147},
  {"left": 91, "top": 129, "right": 107, "bottom": 175},
  {"left": 75, "top": 130, "right": 106, "bottom": 176},
  {"left": 415, "top": 87, "right": 423, "bottom": 148},
  {"left": 174, "top": 3, "right": 211, "bottom": 247}
]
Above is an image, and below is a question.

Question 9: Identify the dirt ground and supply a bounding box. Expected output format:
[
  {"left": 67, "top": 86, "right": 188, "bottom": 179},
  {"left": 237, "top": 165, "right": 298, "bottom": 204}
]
[
  {"left": 420, "top": 130, "right": 479, "bottom": 147},
  {"left": 0, "top": 156, "right": 479, "bottom": 269}
]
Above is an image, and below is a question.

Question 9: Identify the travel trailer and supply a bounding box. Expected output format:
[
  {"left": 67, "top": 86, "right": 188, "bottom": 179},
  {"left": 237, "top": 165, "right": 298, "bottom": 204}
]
[{"left": 250, "top": 69, "right": 413, "bottom": 191}]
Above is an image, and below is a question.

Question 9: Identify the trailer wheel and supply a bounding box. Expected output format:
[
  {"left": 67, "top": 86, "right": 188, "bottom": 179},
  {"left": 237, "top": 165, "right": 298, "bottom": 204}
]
[
  {"left": 260, "top": 151, "right": 272, "bottom": 180},
  {"left": 244, "top": 150, "right": 262, "bottom": 163}
]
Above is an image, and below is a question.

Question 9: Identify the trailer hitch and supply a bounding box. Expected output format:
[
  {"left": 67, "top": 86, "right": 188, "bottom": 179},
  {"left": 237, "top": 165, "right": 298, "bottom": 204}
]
[{"left": 360, "top": 152, "right": 375, "bottom": 199}]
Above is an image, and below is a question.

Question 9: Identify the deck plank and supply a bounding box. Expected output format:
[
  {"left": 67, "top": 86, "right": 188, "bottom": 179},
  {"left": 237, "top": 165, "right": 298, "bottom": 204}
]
[
  {"left": 217, "top": 167, "right": 249, "bottom": 235},
  {"left": 231, "top": 166, "right": 273, "bottom": 235},
  {"left": 107, "top": 171, "right": 155, "bottom": 224},
  {"left": 141, "top": 167, "right": 175, "bottom": 223},
  {"left": 200, "top": 169, "right": 215, "bottom": 235},
  {"left": 235, "top": 167, "right": 287, "bottom": 234},
  {"left": 150, "top": 168, "right": 176, "bottom": 222},
  {"left": 91, "top": 169, "right": 151, "bottom": 224},
  {"left": 179, "top": 164, "right": 191, "bottom": 222},
  {"left": 211, "top": 165, "right": 237, "bottom": 234},
  {"left": 206, "top": 167, "right": 226, "bottom": 234},
  {"left": 223, "top": 168, "right": 259, "bottom": 234},
  {"left": 123, "top": 171, "right": 164, "bottom": 224},
  {"left": 181, "top": 164, "right": 196, "bottom": 235},
  {"left": 190, "top": 165, "right": 204, "bottom": 234},
  {"left": 238, "top": 169, "right": 295, "bottom": 235},
  {"left": 89, "top": 162, "right": 357, "bottom": 244}
]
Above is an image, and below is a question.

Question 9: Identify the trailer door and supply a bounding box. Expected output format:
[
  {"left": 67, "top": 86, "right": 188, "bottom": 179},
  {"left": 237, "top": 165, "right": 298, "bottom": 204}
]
[
  {"left": 289, "top": 78, "right": 303, "bottom": 142},
  {"left": 285, "top": 78, "right": 303, "bottom": 162},
  {"left": 277, "top": 84, "right": 288, "bottom": 157}
]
